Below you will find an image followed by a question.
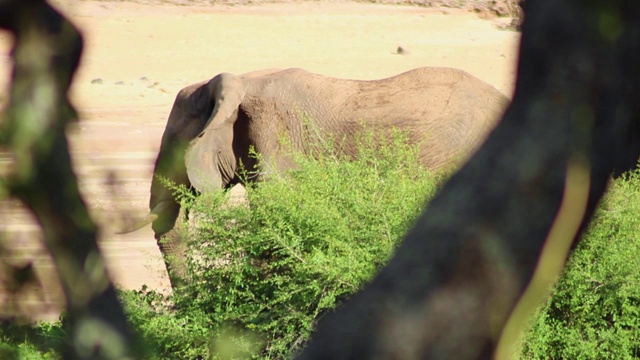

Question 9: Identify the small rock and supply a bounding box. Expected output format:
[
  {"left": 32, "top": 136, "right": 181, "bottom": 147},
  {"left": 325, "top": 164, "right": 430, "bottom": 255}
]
[
  {"left": 115, "top": 81, "right": 125, "bottom": 85},
  {"left": 90, "top": 78, "right": 103, "bottom": 84},
  {"left": 139, "top": 76, "right": 149, "bottom": 82},
  {"left": 396, "top": 46, "right": 410, "bottom": 55}
]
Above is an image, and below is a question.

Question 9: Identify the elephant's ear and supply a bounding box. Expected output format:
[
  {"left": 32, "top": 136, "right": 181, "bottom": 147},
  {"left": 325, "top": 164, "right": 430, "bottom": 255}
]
[{"left": 184, "top": 73, "right": 245, "bottom": 193}]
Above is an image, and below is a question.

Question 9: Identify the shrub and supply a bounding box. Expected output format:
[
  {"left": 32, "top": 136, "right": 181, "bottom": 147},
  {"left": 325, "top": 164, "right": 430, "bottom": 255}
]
[
  {"left": 5, "top": 147, "right": 640, "bottom": 359},
  {"left": 171, "top": 130, "right": 441, "bottom": 359},
  {"left": 0, "top": 319, "right": 65, "bottom": 360},
  {"left": 520, "top": 168, "right": 640, "bottom": 359}
]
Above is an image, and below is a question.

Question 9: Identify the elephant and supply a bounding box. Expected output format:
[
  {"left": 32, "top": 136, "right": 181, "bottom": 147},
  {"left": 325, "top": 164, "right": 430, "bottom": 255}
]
[{"left": 119, "top": 67, "right": 510, "bottom": 287}]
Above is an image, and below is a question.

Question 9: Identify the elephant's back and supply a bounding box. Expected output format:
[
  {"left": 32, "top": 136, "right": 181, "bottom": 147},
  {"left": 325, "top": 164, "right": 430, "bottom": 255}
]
[
  {"left": 337, "top": 67, "right": 508, "bottom": 170},
  {"left": 352, "top": 67, "right": 508, "bottom": 121},
  {"left": 243, "top": 67, "right": 509, "bottom": 171}
]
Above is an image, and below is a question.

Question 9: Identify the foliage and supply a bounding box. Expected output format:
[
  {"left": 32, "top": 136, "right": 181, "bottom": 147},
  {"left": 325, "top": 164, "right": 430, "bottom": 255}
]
[
  {"left": 0, "top": 319, "right": 66, "bottom": 359},
  {"left": 0, "top": 131, "right": 440, "bottom": 359},
  {"left": 119, "top": 287, "right": 214, "bottom": 360},
  {"left": 169, "top": 130, "right": 441, "bottom": 359},
  {"left": 9, "top": 136, "right": 640, "bottom": 360},
  {"left": 520, "top": 168, "right": 640, "bottom": 359}
]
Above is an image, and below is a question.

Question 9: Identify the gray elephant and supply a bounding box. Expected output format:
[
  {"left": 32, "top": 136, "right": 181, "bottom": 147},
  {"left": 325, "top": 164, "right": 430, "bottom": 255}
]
[{"left": 120, "top": 67, "right": 509, "bottom": 287}]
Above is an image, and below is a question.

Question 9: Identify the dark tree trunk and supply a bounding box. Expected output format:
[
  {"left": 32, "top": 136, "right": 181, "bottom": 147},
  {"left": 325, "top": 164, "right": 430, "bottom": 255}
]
[
  {"left": 296, "top": 1, "right": 640, "bottom": 359},
  {"left": 0, "top": 1, "right": 138, "bottom": 358}
]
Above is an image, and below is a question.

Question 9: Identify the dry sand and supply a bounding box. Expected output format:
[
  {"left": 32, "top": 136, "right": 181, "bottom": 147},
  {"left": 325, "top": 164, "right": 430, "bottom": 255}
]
[{"left": 0, "top": 0, "right": 520, "bottom": 321}]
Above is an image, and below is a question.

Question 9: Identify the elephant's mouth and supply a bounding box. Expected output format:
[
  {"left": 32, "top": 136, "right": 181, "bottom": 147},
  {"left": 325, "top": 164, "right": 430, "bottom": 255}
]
[{"left": 217, "top": 151, "right": 237, "bottom": 188}]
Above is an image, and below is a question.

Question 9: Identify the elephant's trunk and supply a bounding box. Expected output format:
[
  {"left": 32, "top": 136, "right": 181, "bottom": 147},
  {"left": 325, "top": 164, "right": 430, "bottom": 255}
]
[
  {"left": 147, "top": 153, "right": 192, "bottom": 288},
  {"left": 154, "top": 211, "right": 189, "bottom": 289}
]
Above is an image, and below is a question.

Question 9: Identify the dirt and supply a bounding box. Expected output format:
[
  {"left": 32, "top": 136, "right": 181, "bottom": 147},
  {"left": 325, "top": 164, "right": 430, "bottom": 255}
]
[{"left": 0, "top": 0, "right": 520, "bottom": 321}]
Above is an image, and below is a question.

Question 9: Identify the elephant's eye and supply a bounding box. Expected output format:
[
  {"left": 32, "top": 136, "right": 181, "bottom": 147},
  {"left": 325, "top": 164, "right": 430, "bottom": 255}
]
[{"left": 197, "top": 132, "right": 205, "bottom": 139}]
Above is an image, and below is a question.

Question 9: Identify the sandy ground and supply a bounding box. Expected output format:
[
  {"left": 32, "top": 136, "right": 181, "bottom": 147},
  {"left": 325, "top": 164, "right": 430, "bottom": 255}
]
[{"left": 0, "top": 0, "right": 520, "bottom": 321}]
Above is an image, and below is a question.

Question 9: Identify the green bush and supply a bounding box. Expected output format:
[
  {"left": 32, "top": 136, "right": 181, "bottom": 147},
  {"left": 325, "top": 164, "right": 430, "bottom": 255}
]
[
  {"left": 119, "top": 287, "right": 214, "bottom": 360},
  {"left": 9, "top": 134, "right": 640, "bottom": 359},
  {"left": 0, "top": 130, "right": 439, "bottom": 360},
  {"left": 169, "top": 131, "right": 441, "bottom": 359},
  {"left": 0, "top": 320, "right": 65, "bottom": 360},
  {"left": 520, "top": 169, "right": 640, "bottom": 359}
]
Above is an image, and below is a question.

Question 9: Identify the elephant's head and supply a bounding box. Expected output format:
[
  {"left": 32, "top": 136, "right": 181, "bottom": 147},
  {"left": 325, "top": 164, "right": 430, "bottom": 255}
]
[{"left": 118, "top": 73, "right": 249, "bottom": 238}]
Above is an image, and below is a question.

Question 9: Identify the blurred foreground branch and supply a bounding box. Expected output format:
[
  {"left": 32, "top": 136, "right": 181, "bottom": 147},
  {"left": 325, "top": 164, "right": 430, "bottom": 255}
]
[
  {"left": 0, "top": 1, "right": 136, "bottom": 359},
  {"left": 297, "top": 1, "right": 640, "bottom": 359}
]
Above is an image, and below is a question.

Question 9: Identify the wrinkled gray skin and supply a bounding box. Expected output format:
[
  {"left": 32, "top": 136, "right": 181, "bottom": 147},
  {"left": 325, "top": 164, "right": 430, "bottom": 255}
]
[{"left": 124, "top": 67, "right": 509, "bottom": 287}]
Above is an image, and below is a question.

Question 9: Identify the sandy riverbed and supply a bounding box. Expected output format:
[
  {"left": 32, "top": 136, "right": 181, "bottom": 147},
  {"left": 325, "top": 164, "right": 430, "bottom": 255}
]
[{"left": 0, "top": 0, "right": 520, "bottom": 321}]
